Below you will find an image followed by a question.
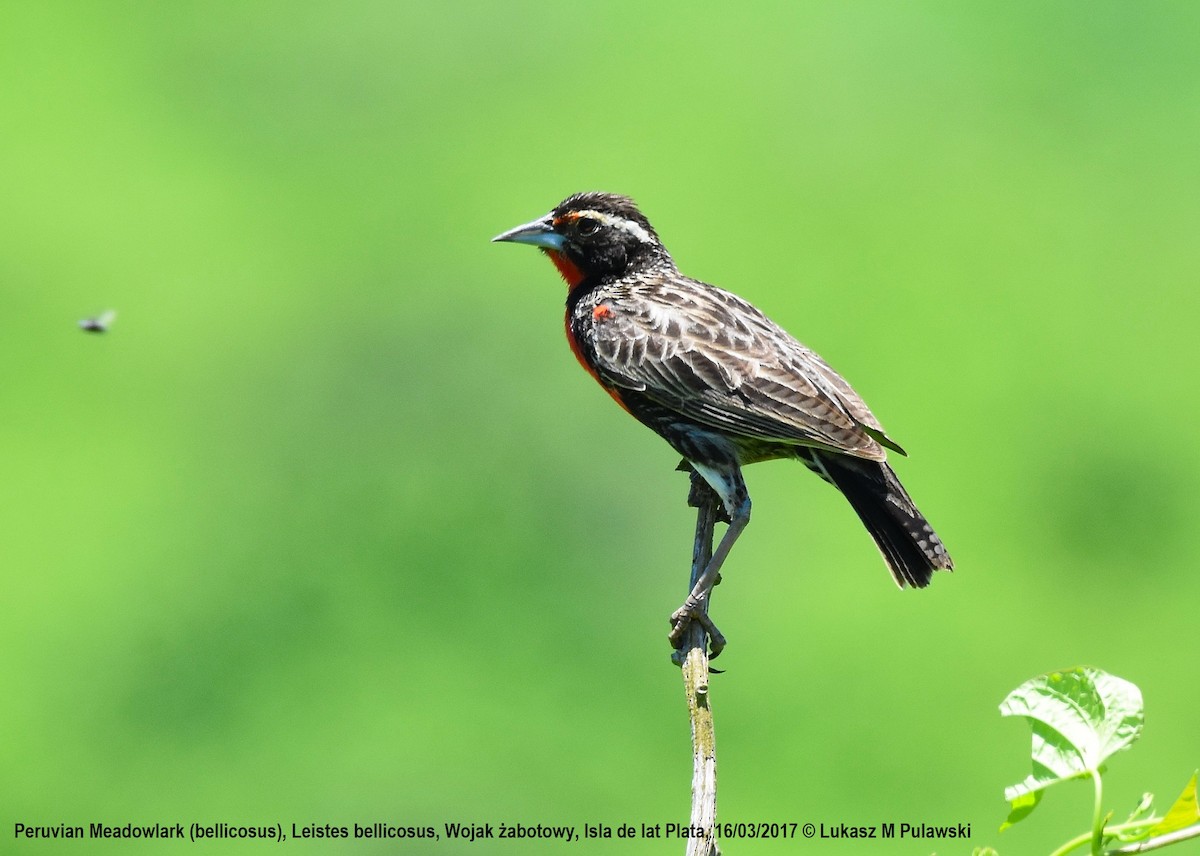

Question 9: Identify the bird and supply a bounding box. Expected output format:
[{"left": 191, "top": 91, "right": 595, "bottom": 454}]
[{"left": 493, "top": 192, "right": 952, "bottom": 655}]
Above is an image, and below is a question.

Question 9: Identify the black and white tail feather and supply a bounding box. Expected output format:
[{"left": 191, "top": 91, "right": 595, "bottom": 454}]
[{"left": 800, "top": 450, "right": 952, "bottom": 588}]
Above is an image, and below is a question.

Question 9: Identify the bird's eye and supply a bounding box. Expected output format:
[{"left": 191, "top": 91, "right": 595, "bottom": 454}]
[{"left": 576, "top": 217, "right": 601, "bottom": 237}]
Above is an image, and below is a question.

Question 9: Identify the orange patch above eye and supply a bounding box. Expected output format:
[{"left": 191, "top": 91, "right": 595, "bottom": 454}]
[{"left": 592, "top": 304, "right": 614, "bottom": 321}]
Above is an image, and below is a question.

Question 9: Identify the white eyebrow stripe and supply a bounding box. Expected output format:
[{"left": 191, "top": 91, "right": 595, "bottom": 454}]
[{"left": 578, "top": 210, "right": 656, "bottom": 245}]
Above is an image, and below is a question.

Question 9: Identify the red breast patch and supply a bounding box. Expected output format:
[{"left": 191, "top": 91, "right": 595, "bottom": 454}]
[
  {"left": 563, "top": 309, "right": 632, "bottom": 417},
  {"left": 543, "top": 249, "right": 585, "bottom": 289}
]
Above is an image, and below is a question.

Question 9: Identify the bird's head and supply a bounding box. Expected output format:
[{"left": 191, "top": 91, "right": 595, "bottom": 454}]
[{"left": 492, "top": 192, "right": 673, "bottom": 287}]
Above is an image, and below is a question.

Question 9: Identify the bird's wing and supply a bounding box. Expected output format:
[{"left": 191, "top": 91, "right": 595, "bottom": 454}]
[{"left": 587, "top": 277, "right": 900, "bottom": 461}]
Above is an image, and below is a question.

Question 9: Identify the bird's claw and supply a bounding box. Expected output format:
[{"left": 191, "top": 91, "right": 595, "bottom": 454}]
[{"left": 668, "top": 601, "right": 726, "bottom": 660}]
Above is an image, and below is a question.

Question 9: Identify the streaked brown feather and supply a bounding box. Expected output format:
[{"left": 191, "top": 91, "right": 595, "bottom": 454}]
[{"left": 579, "top": 273, "right": 894, "bottom": 461}]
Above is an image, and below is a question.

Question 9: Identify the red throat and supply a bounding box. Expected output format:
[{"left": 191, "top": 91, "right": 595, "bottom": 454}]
[
  {"left": 543, "top": 249, "right": 586, "bottom": 289},
  {"left": 544, "top": 247, "right": 630, "bottom": 415}
]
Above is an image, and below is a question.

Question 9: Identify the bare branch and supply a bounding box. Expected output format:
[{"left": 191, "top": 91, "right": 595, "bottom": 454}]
[{"left": 679, "top": 471, "right": 720, "bottom": 856}]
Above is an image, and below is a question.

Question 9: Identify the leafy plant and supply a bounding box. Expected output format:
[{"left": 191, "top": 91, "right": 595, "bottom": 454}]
[{"left": 999, "top": 667, "right": 1199, "bottom": 855}]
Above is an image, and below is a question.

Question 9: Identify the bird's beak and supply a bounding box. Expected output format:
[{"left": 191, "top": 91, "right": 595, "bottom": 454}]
[{"left": 491, "top": 214, "right": 566, "bottom": 250}]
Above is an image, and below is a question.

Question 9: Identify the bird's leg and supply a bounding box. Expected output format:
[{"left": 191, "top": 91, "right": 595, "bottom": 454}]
[
  {"left": 669, "top": 504, "right": 748, "bottom": 657},
  {"left": 670, "top": 468, "right": 751, "bottom": 659},
  {"left": 672, "top": 470, "right": 720, "bottom": 664}
]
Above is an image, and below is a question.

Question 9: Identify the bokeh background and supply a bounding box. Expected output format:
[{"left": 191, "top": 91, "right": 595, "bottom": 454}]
[{"left": 3, "top": 3, "right": 1199, "bottom": 854}]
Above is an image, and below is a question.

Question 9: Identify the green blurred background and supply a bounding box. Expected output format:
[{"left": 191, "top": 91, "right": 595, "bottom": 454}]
[{"left": 3, "top": 2, "right": 1198, "bottom": 854}]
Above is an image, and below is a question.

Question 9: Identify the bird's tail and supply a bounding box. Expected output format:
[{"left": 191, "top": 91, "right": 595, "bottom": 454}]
[{"left": 803, "top": 451, "right": 953, "bottom": 588}]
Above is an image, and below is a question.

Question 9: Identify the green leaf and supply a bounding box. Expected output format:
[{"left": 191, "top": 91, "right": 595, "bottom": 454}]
[
  {"left": 1149, "top": 771, "right": 1199, "bottom": 836},
  {"left": 998, "top": 667, "right": 1143, "bottom": 826},
  {"left": 999, "top": 789, "right": 1041, "bottom": 832}
]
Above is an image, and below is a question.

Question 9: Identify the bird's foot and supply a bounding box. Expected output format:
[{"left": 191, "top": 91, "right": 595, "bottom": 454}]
[{"left": 668, "top": 598, "right": 726, "bottom": 660}]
